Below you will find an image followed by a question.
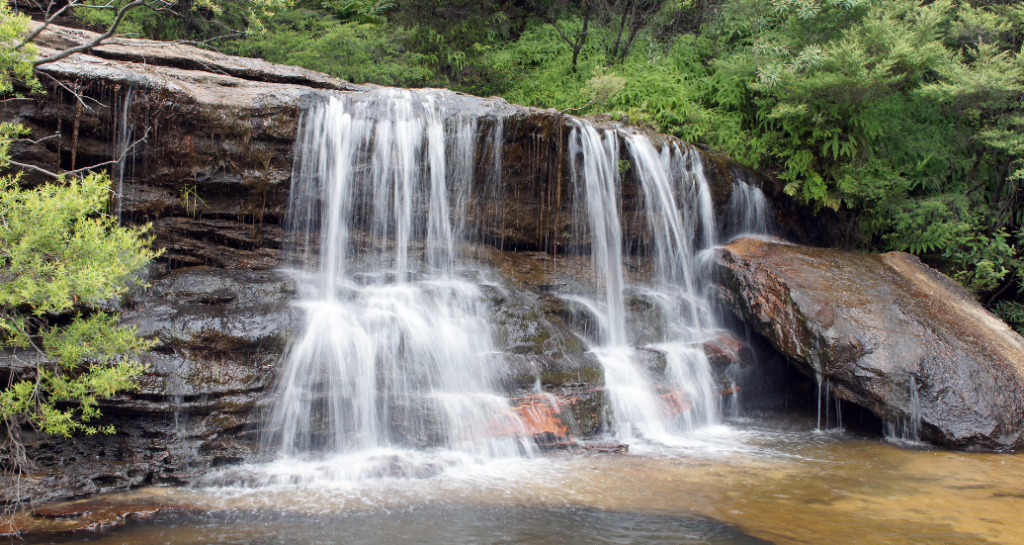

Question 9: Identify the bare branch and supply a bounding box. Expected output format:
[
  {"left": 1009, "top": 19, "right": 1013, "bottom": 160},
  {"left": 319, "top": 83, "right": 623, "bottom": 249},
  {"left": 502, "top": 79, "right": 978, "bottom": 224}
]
[
  {"left": 546, "top": 16, "right": 577, "bottom": 48},
  {"left": 18, "top": 133, "right": 60, "bottom": 146},
  {"left": 14, "top": 0, "right": 118, "bottom": 52},
  {"left": 560, "top": 98, "right": 598, "bottom": 114},
  {"left": 6, "top": 160, "right": 61, "bottom": 179},
  {"left": 33, "top": 0, "right": 146, "bottom": 67},
  {"left": 4, "top": 127, "right": 149, "bottom": 179},
  {"left": 36, "top": 72, "right": 103, "bottom": 112}
]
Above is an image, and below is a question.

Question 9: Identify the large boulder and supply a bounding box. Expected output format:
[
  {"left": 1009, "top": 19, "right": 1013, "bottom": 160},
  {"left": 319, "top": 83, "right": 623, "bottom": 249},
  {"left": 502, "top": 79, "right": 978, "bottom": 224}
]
[{"left": 714, "top": 236, "right": 1024, "bottom": 450}]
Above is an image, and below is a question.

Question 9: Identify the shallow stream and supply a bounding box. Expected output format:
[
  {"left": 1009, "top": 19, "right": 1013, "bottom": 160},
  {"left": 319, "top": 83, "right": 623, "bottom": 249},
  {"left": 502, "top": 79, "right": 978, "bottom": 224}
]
[{"left": 15, "top": 413, "right": 1023, "bottom": 545}]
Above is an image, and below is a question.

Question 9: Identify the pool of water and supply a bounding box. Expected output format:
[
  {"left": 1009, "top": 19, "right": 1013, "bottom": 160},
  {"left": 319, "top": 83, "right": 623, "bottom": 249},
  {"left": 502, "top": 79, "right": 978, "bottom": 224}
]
[
  {"left": 12, "top": 414, "right": 1024, "bottom": 545},
  {"left": 18, "top": 507, "right": 768, "bottom": 545}
]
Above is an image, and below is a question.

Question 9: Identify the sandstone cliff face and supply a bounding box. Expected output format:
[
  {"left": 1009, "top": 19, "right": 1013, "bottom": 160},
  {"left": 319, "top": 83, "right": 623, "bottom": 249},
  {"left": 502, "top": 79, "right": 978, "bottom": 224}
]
[
  {"left": 714, "top": 237, "right": 1024, "bottom": 450},
  {"left": 13, "top": 21, "right": 1006, "bottom": 507},
  {"left": 10, "top": 23, "right": 752, "bottom": 265},
  {"left": 1, "top": 24, "right": 760, "bottom": 503}
]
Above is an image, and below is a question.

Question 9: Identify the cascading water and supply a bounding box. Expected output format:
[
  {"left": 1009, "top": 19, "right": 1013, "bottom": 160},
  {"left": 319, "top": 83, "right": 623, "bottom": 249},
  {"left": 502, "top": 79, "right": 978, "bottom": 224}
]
[
  {"left": 566, "top": 121, "right": 673, "bottom": 442},
  {"left": 723, "top": 176, "right": 775, "bottom": 241},
  {"left": 566, "top": 124, "right": 771, "bottom": 444},
  {"left": 262, "top": 90, "right": 531, "bottom": 477},
  {"left": 260, "top": 88, "right": 776, "bottom": 476}
]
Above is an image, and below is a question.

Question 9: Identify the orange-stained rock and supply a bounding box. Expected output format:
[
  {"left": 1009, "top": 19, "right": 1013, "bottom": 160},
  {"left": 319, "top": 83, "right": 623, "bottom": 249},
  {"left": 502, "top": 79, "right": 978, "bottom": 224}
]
[
  {"left": 1, "top": 497, "right": 193, "bottom": 537},
  {"left": 512, "top": 393, "right": 571, "bottom": 439},
  {"left": 657, "top": 388, "right": 694, "bottom": 415},
  {"left": 715, "top": 236, "right": 1024, "bottom": 450}
]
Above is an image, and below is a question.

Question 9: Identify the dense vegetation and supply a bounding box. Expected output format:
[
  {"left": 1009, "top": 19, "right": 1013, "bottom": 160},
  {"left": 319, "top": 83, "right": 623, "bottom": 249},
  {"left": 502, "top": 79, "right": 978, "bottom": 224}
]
[
  {"left": 5, "top": 0, "right": 1024, "bottom": 333},
  {"left": 68, "top": 0, "right": 1024, "bottom": 330}
]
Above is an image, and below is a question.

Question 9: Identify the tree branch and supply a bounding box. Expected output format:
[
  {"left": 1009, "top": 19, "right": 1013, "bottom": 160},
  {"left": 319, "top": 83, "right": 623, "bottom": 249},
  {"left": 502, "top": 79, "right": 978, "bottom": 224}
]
[
  {"left": 32, "top": 0, "right": 146, "bottom": 67},
  {"left": 36, "top": 72, "right": 103, "bottom": 112},
  {"left": 561, "top": 97, "right": 599, "bottom": 114},
  {"left": 5, "top": 128, "right": 149, "bottom": 179},
  {"left": 15, "top": 0, "right": 118, "bottom": 52},
  {"left": 6, "top": 160, "right": 61, "bottom": 179},
  {"left": 19, "top": 133, "right": 60, "bottom": 146},
  {"left": 546, "top": 16, "right": 577, "bottom": 48}
]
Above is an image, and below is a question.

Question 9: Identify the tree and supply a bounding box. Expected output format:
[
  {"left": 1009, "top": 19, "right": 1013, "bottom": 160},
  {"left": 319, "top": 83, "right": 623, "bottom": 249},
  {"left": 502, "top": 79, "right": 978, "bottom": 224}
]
[
  {"left": 0, "top": 0, "right": 160, "bottom": 479},
  {"left": 0, "top": 163, "right": 157, "bottom": 442},
  {"left": 537, "top": 0, "right": 594, "bottom": 72},
  {"left": 597, "top": 0, "right": 666, "bottom": 62}
]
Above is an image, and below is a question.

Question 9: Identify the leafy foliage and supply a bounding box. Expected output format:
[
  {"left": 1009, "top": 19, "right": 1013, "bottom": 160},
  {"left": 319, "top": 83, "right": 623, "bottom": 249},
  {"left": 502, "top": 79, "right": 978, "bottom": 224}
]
[
  {"left": 0, "top": 3, "right": 40, "bottom": 95},
  {"left": 0, "top": 133, "right": 157, "bottom": 437},
  {"left": 227, "top": 13, "right": 441, "bottom": 87},
  {"left": 18, "top": 0, "right": 1024, "bottom": 338},
  {"left": 479, "top": 0, "right": 1024, "bottom": 321}
]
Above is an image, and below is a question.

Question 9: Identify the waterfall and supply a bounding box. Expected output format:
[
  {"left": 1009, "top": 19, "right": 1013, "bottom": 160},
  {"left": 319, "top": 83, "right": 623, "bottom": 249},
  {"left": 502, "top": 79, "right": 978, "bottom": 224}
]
[
  {"left": 568, "top": 127, "right": 771, "bottom": 444},
  {"left": 263, "top": 88, "right": 777, "bottom": 469},
  {"left": 264, "top": 90, "right": 532, "bottom": 465}
]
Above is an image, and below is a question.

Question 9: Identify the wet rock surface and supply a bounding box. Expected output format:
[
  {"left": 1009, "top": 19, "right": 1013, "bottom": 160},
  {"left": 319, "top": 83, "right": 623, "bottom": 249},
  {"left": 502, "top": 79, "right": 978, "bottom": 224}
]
[
  {"left": 714, "top": 237, "right": 1024, "bottom": 450},
  {"left": 1, "top": 491, "right": 193, "bottom": 537},
  {"left": 0, "top": 24, "right": 792, "bottom": 506},
  {"left": 2, "top": 266, "right": 297, "bottom": 504}
]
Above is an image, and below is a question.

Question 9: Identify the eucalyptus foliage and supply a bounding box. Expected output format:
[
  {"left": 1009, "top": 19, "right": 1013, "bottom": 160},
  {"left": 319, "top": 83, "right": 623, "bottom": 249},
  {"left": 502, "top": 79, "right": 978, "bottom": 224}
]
[
  {"left": 1, "top": 3, "right": 160, "bottom": 440},
  {"left": 0, "top": 3, "right": 40, "bottom": 96}
]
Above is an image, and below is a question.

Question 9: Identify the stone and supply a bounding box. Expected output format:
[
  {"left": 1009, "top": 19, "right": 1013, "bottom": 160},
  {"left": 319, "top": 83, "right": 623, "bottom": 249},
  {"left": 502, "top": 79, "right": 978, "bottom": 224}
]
[
  {"left": 702, "top": 331, "right": 755, "bottom": 367},
  {"left": 714, "top": 236, "right": 1024, "bottom": 450}
]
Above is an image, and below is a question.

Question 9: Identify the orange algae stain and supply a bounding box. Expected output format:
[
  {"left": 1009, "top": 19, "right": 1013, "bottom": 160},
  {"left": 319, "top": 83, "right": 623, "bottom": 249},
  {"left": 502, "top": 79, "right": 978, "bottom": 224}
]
[{"left": 470, "top": 393, "right": 573, "bottom": 441}]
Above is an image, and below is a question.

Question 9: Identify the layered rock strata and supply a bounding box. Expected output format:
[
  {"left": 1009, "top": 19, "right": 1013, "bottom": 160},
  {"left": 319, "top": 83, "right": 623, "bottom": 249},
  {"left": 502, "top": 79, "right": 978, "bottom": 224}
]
[{"left": 1, "top": 24, "right": 754, "bottom": 502}]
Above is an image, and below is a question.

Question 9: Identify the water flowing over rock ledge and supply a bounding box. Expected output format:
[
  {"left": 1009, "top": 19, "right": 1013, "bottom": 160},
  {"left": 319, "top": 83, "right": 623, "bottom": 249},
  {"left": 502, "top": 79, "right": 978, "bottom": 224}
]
[
  {"left": 2, "top": 24, "right": 761, "bottom": 504},
  {"left": 714, "top": 237, "right": 1024, "bottom": 450},
  {"left": 3, "top": 22, "right": 1022, "bottom": 512}
]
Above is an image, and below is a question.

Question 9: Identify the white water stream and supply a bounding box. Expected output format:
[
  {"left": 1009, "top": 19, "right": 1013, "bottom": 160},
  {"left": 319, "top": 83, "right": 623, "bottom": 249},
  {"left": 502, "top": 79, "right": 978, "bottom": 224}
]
[
  {"left": 263, "top": 91, "right": 531, "bottom": 471},
  {"left": 566, "top": 122, "right": 767, "bottom": 445},
  {"left": 261, "top": 89, "right": 774, "bottom": 477}
]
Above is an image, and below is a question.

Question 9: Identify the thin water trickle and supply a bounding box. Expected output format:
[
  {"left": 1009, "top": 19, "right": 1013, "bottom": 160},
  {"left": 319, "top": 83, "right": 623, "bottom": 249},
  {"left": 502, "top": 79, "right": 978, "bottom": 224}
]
[
  {"left": 886, "top": 375, "right": 922, "bottom": 443},
  {"left": 113, "top": 86, "right": 135, "bottom": 223}
]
